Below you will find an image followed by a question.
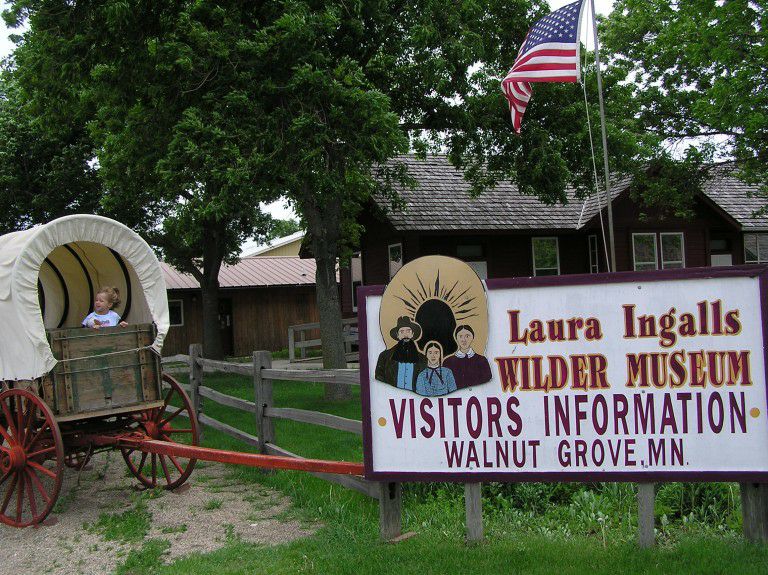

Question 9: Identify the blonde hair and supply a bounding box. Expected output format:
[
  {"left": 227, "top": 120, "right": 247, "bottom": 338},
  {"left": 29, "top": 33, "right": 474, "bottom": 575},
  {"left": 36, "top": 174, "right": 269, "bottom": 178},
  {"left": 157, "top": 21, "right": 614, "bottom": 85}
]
[{"left": 97, "top": 286, "right": 121, "bottom": 308}]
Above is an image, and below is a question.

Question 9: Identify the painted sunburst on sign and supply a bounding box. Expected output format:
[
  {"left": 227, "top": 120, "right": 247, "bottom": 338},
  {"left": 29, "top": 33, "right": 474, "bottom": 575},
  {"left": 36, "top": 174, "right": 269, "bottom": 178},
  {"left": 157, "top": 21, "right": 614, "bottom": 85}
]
[{"left": 379, "top": 255, "right": 488, "bottom": 357}]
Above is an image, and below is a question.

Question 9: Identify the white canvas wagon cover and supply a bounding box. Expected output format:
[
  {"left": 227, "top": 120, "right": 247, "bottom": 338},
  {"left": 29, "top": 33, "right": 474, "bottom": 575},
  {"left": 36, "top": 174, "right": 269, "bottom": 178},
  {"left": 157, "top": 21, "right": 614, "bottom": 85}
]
[{"left": 0, "top": 215, "right": 170, "bottom": 380}]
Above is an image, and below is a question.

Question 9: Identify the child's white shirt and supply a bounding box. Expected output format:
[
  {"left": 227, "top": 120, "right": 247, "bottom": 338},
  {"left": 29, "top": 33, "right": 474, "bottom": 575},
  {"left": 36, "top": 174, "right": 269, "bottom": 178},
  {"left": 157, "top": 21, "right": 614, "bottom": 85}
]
[{"left": 82, "top": 310, "right": 121, "bottom": 328}]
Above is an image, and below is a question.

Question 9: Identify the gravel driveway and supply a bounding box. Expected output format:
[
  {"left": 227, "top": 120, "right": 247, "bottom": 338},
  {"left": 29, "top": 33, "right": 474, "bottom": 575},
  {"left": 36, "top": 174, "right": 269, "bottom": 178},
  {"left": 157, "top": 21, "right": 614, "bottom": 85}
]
[{"left": 0, "top": 452, "right": 317, "bottom": 574}]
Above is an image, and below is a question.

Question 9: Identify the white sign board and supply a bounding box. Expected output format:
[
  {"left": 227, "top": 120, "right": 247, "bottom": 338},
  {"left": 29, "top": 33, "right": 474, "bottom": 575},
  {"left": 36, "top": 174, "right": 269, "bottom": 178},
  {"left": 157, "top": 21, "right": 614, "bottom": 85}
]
[{"left": 360, "top": 259, "right": 768, "bottom": 481}]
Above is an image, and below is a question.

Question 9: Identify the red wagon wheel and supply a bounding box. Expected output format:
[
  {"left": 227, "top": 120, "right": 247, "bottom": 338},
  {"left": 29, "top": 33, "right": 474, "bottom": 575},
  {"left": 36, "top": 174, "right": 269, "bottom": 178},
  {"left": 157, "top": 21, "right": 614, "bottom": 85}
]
[
  {"left": 0, "top": 388, "right": 64, "bottom": 528},
  {"left": 121, "top": 374, "right": 199, "bottom": 489}
]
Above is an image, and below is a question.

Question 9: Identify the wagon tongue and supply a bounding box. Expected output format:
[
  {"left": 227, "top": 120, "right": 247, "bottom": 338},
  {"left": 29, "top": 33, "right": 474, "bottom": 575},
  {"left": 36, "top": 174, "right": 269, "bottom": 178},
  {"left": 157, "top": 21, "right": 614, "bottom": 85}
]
[{"left": 90, "top": 433, "right": 364, "bottom": 476}]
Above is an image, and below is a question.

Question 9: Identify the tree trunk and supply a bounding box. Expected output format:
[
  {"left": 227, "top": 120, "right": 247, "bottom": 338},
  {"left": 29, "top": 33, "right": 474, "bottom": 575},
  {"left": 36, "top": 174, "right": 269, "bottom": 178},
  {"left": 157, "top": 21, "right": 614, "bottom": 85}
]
[
  {"left": 305, "top": 193, "right": 350, "bottom": 401},
  {"left": 200, "top": 223, "right": 225, "bottom": 360},
  {"left": 201, "top": 274, "right": 223, "bottom": 360}
]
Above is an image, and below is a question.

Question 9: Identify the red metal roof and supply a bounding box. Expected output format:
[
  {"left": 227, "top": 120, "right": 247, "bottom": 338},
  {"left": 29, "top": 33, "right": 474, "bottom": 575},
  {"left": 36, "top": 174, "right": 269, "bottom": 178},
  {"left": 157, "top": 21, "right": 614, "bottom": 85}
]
[{"left": 162, "top": 256, "right": 319, "bottom": 290}]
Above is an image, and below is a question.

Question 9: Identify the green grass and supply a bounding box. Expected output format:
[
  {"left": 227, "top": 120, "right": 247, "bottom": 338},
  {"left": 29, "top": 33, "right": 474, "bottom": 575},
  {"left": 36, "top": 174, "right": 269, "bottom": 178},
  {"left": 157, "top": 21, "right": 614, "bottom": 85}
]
[
  {"left": 203, "top": 498, "right": 223, "bottom": 511},
  {"left": 112, "top": 372, "right": 768, "bottom": 574},
  {"left": 87, "top": 492, "right": 156, "bottom": 543}
]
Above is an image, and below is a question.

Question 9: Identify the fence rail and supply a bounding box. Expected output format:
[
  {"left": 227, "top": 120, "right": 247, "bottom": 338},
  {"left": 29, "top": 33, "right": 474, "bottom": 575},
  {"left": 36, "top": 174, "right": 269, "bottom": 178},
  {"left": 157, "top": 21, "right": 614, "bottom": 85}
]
[
  {"left": 287, "top": 317, "right": 359, "bottom": 362},
  {"left": 161, "top": 347, "right": 381, "bottom": 508}
]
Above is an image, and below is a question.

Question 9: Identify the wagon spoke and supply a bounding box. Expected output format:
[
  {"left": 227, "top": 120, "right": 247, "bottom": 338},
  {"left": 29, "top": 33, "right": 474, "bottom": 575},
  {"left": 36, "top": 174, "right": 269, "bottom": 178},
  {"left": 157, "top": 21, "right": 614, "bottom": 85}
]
[
  {"left": 27, "top": 461, "right": 56, "bottom": 479},
  {"left": 1, "top": 400, "right": 17, "bottom": 439},
  {"left": 160, "top": 407, "right": 185, "bottom": 426},
  {"left": 0, "top": 469, "right": 11, "bottom": 487},
  {"left": 159, "top": 455, "right": 172, "bottom": 485},
  {"left": 136, "top": 452, "right": 148, "bottom": 477},
  {"left": 15, "top": 395, "right": 25, "bottom": 445},
  {"left": 167, "top": 454, "right": 185, "bottom": 475},
  {"left": 20, "top": 400, "right": 36, "bottom": 446},
  {"left": 27, "top": 446, "right": 56, "bottom": 460},
  {"left": 25, "top": 472, "right": 38, "bottom": 519},
  {"left": 0, "top": 472, "right": 18, "bottom": 514},
  {"left": 26, "top": 468, "right": 52, "bottom": 504},
  {"left": 15, "top": 471, "right": 24, "bottom": 523},
  {"left": 0, "top": 425, "right": 13, "bottom": 446},
  {"left": 161, "top": 388, "right": 176, "bottom": 411},
  {"left": 24, "top": 422, "right": 50, "bottom": 451},
  {"left": 150, "top": 454, "right": 157, "bottom": 487}
]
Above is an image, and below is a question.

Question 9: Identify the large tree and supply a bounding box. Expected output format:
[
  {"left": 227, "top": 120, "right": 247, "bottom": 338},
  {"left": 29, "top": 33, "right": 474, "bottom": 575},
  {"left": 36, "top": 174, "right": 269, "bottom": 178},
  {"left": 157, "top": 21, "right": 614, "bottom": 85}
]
[
  {"left": 6, "top": 1, "right": 278, "bottom": 359},
  {"left": 601, "top": 0, "right": 767, "bottom": 189}
]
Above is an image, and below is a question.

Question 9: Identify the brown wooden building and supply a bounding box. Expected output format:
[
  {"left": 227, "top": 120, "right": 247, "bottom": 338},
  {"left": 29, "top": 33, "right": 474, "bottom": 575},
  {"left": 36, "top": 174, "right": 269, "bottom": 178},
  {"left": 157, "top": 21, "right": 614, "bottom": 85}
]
[
  {"left": 341, "top": 157, "right": 768, "bottom": 314},
  {"left": 162, "top": 256, "right": 321, "bottom": 356}
]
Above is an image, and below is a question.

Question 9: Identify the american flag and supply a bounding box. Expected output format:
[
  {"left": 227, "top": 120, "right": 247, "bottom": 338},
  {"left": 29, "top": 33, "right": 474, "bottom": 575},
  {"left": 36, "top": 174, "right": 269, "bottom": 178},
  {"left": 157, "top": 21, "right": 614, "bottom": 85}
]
[{"left": 501, "top": 0, "right": 586, "bottom": 133}]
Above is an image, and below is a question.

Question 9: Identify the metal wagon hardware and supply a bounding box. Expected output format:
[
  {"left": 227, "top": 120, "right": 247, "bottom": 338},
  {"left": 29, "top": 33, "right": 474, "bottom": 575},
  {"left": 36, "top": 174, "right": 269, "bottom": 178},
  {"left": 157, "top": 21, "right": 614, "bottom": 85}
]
[{"left": 0, "top": 215, "right": 362, "bottom": 528}]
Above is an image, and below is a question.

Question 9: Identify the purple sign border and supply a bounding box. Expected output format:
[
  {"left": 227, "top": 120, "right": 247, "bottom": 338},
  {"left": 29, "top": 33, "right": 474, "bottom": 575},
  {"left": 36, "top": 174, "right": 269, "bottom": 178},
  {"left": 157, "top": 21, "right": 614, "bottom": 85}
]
[{"left": 358, "top": 264, "right": 768, "bottom": 483}]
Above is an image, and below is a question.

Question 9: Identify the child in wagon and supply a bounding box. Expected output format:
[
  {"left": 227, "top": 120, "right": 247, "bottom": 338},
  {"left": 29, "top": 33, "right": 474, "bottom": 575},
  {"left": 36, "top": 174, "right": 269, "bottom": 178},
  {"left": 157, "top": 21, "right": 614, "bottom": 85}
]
[{"left": 82, "top": 286, "right": 128, "bottom": 329}]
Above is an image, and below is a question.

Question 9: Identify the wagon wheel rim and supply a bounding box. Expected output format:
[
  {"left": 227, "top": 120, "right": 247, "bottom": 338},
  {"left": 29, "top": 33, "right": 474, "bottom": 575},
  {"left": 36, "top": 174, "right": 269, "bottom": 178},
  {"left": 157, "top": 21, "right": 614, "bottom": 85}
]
[
  {"left": 120, "top": 374, "right": 199, "bottom": 489},
  {"left": 0, "top": 388, "right": 64, "bottom": 528}
]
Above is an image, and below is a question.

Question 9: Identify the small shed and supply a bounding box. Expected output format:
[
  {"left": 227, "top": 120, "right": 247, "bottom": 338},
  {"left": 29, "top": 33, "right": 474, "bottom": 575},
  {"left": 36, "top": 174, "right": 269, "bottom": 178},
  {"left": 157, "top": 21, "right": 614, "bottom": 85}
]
[{"left": 161, "top": 256, "right": 321, "bottom": 356}]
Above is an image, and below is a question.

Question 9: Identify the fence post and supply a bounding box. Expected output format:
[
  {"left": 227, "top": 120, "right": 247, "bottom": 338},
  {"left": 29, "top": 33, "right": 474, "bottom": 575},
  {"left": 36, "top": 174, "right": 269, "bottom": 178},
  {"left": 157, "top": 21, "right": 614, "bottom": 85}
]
[
  {"left": 378, "top": 482, "right": 402, "bottom": 541},
  {"left": 288, "top": 327, "right": 295, "bottom": 363},
  {"left": 188, "top": 343, "right": 203, "bottom": 442},
  {"left": 300, "top": 330, "right": 307, "bottom": 359},
  {"left": 465, "top": 482, "right": 483, "bottom": 543},
  {"left": 741, "top": 482, "right": 768, "bottom": 543},
  {"left": 637, "top": 482, "right": 655, "bottom": 548},
  {"left": 253, "top": 350, "right": 274, "bottom": 455}
]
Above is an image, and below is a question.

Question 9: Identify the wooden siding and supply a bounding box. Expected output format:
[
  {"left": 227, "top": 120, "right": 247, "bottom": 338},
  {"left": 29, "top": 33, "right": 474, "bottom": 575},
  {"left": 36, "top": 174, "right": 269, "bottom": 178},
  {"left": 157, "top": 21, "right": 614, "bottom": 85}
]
[
  {"left": 584, "top": 193, "right": 741, "bottom": 271},
  {"left": 254, "top": 238, "right": 303, "bottom": 257},
  {"left": 344, "top": 192, "right": 748, "bottom": 308},
  {"left": 163, "top": 286, "right": 320, "bottom": 357}
]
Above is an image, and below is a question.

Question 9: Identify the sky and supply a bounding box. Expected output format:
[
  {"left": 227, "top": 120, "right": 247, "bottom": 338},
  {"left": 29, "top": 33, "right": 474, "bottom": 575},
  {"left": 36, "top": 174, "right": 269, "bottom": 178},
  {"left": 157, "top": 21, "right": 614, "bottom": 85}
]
[{"left": 0, "top": 0, "right": 615, "bottom": 227}]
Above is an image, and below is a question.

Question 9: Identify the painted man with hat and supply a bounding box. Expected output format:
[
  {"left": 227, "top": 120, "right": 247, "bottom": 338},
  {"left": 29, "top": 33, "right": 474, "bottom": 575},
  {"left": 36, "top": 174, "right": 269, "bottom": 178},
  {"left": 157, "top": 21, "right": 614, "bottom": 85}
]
[{"left": 375, "top": 316, "right": 427, "bottom": 391}]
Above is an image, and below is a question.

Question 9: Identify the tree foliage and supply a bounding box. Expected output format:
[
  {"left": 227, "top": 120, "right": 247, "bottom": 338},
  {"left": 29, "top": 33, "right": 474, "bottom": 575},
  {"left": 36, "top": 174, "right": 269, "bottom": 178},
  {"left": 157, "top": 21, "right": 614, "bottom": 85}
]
[
  {"left": 0, "top": 74, "right": 101, "bottom": 233},
  {"left": 6, "top": 1, "right": 280, "bottom": 358},
  {"left": 602, "top": 0, "right": 767, "bottom": 187}
]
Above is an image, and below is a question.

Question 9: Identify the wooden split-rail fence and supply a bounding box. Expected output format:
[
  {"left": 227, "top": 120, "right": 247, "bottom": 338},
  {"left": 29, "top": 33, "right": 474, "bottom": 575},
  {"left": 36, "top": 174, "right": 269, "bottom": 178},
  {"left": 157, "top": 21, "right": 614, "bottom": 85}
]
[
  {"left": 162, "top": 345, "right": 768, "bottom": 545},
  {"left": 162, "top": 344, "right": 402, "bottom": 541}
]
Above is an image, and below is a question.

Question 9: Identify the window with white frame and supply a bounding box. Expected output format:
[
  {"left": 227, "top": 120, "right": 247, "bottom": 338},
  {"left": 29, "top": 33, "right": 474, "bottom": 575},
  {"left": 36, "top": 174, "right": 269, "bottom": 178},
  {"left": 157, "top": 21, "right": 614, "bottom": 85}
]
[
  {"left": 660, "top": 233, "right": 685, "bottom": 268},
  {"left": 744, "top": 233, "right": 768, "bottom": 263},
  {"left": 588, "top": 235, "right": 599, "bottom": 273},
  {"left": 388, "top": 243, "right": 403, "bottom": 279},
  {"left": 351, "top": 252, "right": 362, "bottom": 312},
  {"left": 532, "top": 237, "right": 560, "bottom": 276},
  {"left": 169, "top": 300, "right": 184, "bottom": 327},
  {"left": 632, "top": 233, "right": 658, "bottom": 271},
  {"left": 632, "top": 232, "right": 685, "bottom": 271}
]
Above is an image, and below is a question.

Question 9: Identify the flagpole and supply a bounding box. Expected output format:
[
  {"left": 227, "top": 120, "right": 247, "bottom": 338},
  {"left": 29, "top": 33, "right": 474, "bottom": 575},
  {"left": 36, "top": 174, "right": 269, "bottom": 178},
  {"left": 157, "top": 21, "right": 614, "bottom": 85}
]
[{"left": 588, "top": 0, "right": 617, "bottom": 273}]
